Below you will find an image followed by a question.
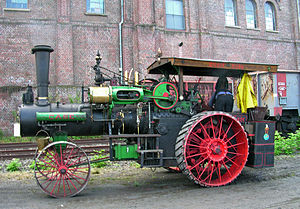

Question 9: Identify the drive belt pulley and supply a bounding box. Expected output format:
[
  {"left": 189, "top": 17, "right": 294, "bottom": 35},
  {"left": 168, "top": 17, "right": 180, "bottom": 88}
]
[{"left": 153, "top": 82, "right": 178, "bottom": 110}]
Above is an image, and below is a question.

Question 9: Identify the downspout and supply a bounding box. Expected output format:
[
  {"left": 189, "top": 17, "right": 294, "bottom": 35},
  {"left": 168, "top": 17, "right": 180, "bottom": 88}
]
[{"left": 119, "top": 0, "right": 124, "bottom": 84}]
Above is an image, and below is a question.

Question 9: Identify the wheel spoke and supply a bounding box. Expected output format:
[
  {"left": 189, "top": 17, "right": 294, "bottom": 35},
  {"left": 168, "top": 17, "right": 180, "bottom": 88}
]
[
  {"left": 224, "top": 129, "right": 243, "bottom": 143},
  {"left": 227, "top": 141, "right": 245, "bottom": 149},
  {"left": 227, "top": 151, "right": 245, "bottom": 156},
  {"left": 66, "top": 172, "right": 84, "bottom": 187},
  {"left": 65, "top": 146, "right": 75, "bottom": 166},
  {"left": 197, "top": 160, "right": 212, "bottom": 182},
  {"left": 186, "top": 143, "right": 206, "bottom": 149},
  {"left": 221, "top": 120, "right": 233, "bottom": 141},
  {"left": 189, "top": 156, "right": 209, "bottom": 170},
  {"left": 210, "top": 117, "right": 216, "bottom": 139},
  {"left": 66, "top": 174, "right": 79, "bottom": 192},
  {"left": 196, "top": 120, "right": 210, "bottom": 139},
  {"left": 218, "top": 162, "right": 222, "bottom": 183},
  {"left": 56, "top": 174, "right": 63, "bottom": 196},
  {"left": 66, "top": 171, "right": 87, "bottom": 182},
  {"left": 226, "top": 140, "right": 238, "bottom": 152},
  {"left": 35, "top": 141, "right": 90, "bottom": 197},
  {"left": 47, "top": 148, "right": 61, "bottom": 167},
  {"left": 191, "top": 132, "right": 204, "bottom": 144},
  {"left": 225, "top": 155, "right": 239, "bottom": 167},
  {"left": 207, "top": 162, "right": 216, "bottom": 184},
  {"left": 179, "top": 113, "right": 248, "bottom": 187},
  {"left": 39, "top": 158, "right": 58, "bottom": 169},
  {"left": 220, "top": 160, "right": 232, "bottom": 177},
  {"left": 63, "top": 174, "right": 66, "bottom": 197},
  {"left": 218, "top": 116, "right": 223, "bottom": 138},
  {"left": 186, "top": 152, "right": 207, "bottom": 159}
]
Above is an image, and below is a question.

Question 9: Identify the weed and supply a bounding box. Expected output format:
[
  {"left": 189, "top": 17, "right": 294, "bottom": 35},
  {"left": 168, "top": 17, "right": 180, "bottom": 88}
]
[
  {"left": 0, "top": 129, "right": 3, "bottom": 139},
  {"left": 274, "top": 129, "right": 300, "bottom": 155},
  {"left": 29, "top": 161, "right": 35, "bottom": 170},
  {"left": 68, "top": 92, "right": 81, "bottom": 104},
  {"left": 0, "top": 136, "right": 35, "bottom": 143},
  {"left": 133, "top": 180, "right": 140, "bottom": 187},
  {"left": 6, "top": 158, "right": 22, "bottom": 172},
  {"left": 91, "top": 150, "right": 109, "bottom": 168},
  {"left": 130, "top": 162, "right": 140, "bottom": 168}
]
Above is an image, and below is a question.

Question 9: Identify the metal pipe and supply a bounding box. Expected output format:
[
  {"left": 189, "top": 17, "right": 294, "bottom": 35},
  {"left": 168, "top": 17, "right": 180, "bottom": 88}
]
[
  {"left": 31, "top": 45, "right": 54, "bottom": 106},
  {"left": 119, "top": 0, "right": 124, "bottom": 84}
]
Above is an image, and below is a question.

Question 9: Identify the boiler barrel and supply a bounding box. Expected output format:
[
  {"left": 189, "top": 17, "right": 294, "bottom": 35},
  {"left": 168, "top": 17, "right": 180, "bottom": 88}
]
[{"left": 19, "top": 103, "right": 105, "bottom": 137}]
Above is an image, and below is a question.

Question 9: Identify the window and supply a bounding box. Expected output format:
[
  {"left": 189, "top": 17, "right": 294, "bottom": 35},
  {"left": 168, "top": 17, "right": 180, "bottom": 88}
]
[
  {"left": 87, "top": 0, "right": 104, "bottom": 14},
  {"left": 246, "top": 0, "right": 257, "bottom": 29},
  {"left": 6, "top": 0, "right": 28, "bottom": 9},
  {"left": 225, "top": 0, "right": 238, "bottom": 26},
  {"left": 166, "top": 0, "right": 185, "bottom": 30},
  {"left": 265, "top": 2, "right": 276, "bottom": 31}
]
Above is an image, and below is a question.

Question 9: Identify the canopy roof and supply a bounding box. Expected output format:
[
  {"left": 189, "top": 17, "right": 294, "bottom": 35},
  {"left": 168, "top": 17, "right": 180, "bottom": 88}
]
[{"left": 147, "top": 57, "right": 278, "bottom": 77}]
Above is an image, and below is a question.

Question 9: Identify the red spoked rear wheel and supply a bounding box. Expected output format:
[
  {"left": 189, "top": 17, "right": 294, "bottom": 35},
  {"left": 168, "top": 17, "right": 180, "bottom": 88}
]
[
  {"left": 34, "top": 141, "right": 91, "bottom": 197},
  {"left": 176, "top": 112, "right": 248, "bottom": 186}
]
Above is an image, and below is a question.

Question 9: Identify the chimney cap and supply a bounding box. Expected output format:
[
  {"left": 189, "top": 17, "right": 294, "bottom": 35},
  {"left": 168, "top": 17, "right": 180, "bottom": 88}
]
[{"left": 31, "top": 45, "right": 54, "bottom": 54}]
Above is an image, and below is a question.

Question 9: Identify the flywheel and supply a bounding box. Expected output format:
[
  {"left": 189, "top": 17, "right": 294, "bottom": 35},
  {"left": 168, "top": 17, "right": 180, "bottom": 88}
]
[{"left": 153, "top": 82, "right": 178, "bottom": 110}]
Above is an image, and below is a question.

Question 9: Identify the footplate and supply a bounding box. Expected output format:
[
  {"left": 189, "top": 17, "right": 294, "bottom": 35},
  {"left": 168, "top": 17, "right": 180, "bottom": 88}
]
[{"left": 138, "top": 149, "right": 163, "bottom": 168}]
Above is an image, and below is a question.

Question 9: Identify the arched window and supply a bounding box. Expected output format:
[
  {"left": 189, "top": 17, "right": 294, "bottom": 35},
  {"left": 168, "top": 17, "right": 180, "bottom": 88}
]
[
  {"left": 265, "top": 2, "right": 276, "bottom": 31},
  {"left": 225, "top": 0, "right": 238, "bottom": 26},
  {"left": 166, "top": 0, "right": 185, "bottom": 30},
  {"left": 246, "top": 0, "right": 257, "bottom": 29}
]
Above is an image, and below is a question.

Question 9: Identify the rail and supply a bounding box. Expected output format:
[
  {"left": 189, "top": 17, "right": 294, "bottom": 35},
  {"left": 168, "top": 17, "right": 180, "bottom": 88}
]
[{"left": 0, "top": 138, "right": 111, "bottom": 160}]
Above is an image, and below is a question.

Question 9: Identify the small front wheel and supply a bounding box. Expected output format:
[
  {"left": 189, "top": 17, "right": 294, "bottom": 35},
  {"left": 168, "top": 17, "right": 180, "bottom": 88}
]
[{"left": 34, "top": 141, "right": 91, "bottom": 198}]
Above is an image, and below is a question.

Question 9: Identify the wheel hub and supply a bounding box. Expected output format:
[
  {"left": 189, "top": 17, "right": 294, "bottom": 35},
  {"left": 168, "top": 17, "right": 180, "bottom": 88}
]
[
  {"left": 59, "top": 166, "right": 68, "bottom": 175},
  {"left": 207, "top": 139, "right": 227, "bottom": 162}
]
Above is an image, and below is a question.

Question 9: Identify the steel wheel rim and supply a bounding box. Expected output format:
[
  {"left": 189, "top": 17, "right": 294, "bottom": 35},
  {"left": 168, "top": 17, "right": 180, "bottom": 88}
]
[
  {"left": 34, "top": 141, "right": 91, "bottom": 198},
  {"left": 183, "top": 113, "right": 248, "bottom": 186}
]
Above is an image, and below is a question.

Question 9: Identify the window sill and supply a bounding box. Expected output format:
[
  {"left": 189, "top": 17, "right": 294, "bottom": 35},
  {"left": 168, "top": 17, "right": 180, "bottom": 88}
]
[
  {"left": 225, "top": 25, "right": 241, "bottom": 29},
  {"left": 84, "top": 12, "right": 107, "bottom": 17},
  {"left": 3, "top": 8, "right": 30, "bottom": 12},
  {"left": 165, "top": 28, "right": 186, "bottom": 31},
  {"left": 246, "top": 27, "right": 261, "bottom": 31},
  {"left": 266, "top": 30, "right": 279, "bottom": 33}
]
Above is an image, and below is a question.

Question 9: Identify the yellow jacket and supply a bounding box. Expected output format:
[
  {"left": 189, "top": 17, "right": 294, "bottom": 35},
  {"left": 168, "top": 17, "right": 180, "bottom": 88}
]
[{"left": 237, "top": 73, "right": 257, "bottom": 113}]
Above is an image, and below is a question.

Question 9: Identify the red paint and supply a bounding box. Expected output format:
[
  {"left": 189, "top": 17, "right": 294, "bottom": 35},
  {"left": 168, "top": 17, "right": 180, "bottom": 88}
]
[
  {"left": 49, "top": 114, "right": 75, "bottom": 120},
  {"left": 274, "top": 107, "right": 282, "bottom": 116},
  {"left": 277, "top": 73, "right": 287, "bottom": 97},
  {"left": 207, "top": 62, "right": 244, "bottom": 70}
]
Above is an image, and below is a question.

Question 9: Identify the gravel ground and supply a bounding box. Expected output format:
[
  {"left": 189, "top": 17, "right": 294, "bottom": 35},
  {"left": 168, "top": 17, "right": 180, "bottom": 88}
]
[{"left": 0, "top": 155, "right": 299, "bottom": 209}]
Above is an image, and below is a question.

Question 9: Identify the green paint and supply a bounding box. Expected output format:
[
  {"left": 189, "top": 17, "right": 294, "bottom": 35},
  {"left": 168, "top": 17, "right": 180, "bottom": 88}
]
[
  {"left": 36, "top": 112, "right": 86, "bottom": 122},
  {"left": 53, "top": 132, "right": 68, "bottom": 152},
  {"left": 114, "top": 144, "right": 139, "bottom": 160},
  {"left": 111, "top": 86, "right": 145, "bottom": 105}
]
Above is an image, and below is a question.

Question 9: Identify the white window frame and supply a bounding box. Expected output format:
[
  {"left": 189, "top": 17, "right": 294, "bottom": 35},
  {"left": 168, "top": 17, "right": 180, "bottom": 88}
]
[
  {"left": 246, "top": 0, "right": 257, "bottom": 29},
  {"left": 6, "top": 0, "right": 28, "bottom": 9},
  {"left": 165, "top": 0, "right": 186, "bottom": 30},
  {"left": 265, "top": 2, "right": 276, "bottom": 31},
  {"left": 86, "top": 0, "right": 105, "bottom": 15},
  {"left": 225, "top": 0, "right": 238, "bottom": 26}
]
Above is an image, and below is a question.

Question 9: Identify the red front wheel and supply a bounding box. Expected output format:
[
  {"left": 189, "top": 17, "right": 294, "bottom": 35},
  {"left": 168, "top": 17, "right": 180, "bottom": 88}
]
[
  {"left": 176, "top": 112, "right": 248, "bottom": 186},
  {"left": 34, "top": 141, "right": 91, "bottom": 197}
]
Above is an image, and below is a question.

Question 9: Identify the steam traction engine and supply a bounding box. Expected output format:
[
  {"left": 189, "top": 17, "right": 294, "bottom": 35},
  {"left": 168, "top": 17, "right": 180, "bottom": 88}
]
[{"left": 19, "top": 45, "right": 278, "bottom": 197}]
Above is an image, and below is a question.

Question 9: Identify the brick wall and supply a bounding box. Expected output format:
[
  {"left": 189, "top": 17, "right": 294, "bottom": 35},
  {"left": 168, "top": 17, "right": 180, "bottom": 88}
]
[{"left": 0, "top": 0, "right": 299, "bottom": 135}]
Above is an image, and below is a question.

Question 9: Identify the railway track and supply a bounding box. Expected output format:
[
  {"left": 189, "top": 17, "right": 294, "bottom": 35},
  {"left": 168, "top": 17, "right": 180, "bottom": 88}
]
[{"left": 0, "top": 139, "right": 111, "bottom": 160}]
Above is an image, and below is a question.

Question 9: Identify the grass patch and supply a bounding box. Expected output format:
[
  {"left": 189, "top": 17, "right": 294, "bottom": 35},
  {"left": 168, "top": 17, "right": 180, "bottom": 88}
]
[
  {"left": 0, "top": 136, "right": 36, "bottom": 143},
  {"left": 275, "top": 129, "right": 300, "bottom": 155},
  {"left": 6, "top": 158, "right": 22, "bottom": 172}
]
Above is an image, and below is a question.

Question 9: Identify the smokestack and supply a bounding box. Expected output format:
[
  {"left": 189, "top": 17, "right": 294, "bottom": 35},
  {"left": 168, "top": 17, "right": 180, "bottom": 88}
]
[{"left": 31, "top": 45, "right": 54, "bottom": 106}]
